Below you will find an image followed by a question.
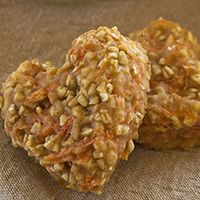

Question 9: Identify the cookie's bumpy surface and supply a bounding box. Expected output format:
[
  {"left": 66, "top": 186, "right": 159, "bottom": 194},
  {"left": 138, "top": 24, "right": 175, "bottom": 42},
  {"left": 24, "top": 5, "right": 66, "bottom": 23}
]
[
  {"left": 130, "top": 18, "right": 200, "bottom": 150},
  {"left": 1, "top": 27, "right": 150, "bottom": 193}
]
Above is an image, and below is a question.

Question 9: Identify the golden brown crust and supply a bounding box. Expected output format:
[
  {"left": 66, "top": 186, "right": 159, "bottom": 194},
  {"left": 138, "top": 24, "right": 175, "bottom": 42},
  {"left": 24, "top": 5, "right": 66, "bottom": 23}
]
[
  {"left": 1, "top": 27, "right": 150, "bottom": 193},
  {"left": 130, "top": 18, "right": 200, "bottom": 150}
]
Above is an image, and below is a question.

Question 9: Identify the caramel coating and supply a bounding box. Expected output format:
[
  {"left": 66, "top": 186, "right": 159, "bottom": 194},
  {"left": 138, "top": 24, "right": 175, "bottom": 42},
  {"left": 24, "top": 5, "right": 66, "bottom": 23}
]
[
  {"left": 130, "top": 18, "right": 200, "bottom": 150},
  {"left": 1, "top": 27, "right": 150, "bottom": 193}
]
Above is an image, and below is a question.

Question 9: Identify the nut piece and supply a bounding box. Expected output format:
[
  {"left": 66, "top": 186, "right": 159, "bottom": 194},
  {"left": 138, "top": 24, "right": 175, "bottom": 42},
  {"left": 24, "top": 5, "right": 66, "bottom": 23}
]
[
  {"left": 99, "top": 93, "right": 109, "bottom": 102},
  {"left": 66, "top": 75, "right": 77, "bottom": 89},
  {"left": 151, "top": 64, "right": 161, "bottom": 76},
  {"left": 115, "top": 124, "right": 130, "bottom": 136},
  {"left": 162, "top": 66, "right": 174, "bottom": 79},
  {"left": 81, "top": 127, "right": 93, "bottom": 137},
  {"left": 78, "top": 94, "right": 88, "bottom": 107},
  {"left": 158, "top": 57, "right": 166, "bottom": 65},
  {"left": 35, "top": 106, "right": 42, "bottom": 114},
  {"left": 97, "top": 159, "right": 105, "bottom": 170},
  {"left": 31, "top": 122, "right": 42, "bottom": 134},
  {"left": 119, "top": 51, "right": 128, "bottom": 65},
  {"left": 60, "top": 114, "right": 68, "bottom": 126},
  {"left": 54, "top": 163, "right": 64, "bottom": 172},
  {"left": 44, "top": 136, "right": 59, "bottom": 152},
  {"left": 96, "top": 30, "right": 106, "bottom": 41},
  {"left": 8, "top": 104, "right": 16, "bottom": 115},
  {"left": 14, "top": 92, "right": 25, "bottom": 102},
  {"left": 61, "top": 173, "right": 69, "bottom": 181},
  {"left": 105, "top": 151, "right": 118, "bottom": 166},
  {"left": 88, "top": 83, "right": 97, "bottom": 96},
  {"left": 57, "top": 87, "right": 67, "bottom": 98},
  {"left": 127, "top": 140, "right": 135, "bottom": 153},
  {"left": 89, "top": 96, "right": 99, "bottom": 105},
  {"left": 18, "top": 105, "right": 25, "bottom": 115},
  {"left": 68, "top": 97, "right": 78, "bottom": 107},
  {"left": 93, "top": 150, "right": 103, "bottom": 159}
]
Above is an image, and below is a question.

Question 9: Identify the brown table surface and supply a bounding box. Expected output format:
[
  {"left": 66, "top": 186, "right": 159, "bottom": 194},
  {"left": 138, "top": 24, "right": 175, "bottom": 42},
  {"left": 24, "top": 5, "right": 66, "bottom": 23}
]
[{"left": 0, "top": 0, "right": 200, "bottom": 199}]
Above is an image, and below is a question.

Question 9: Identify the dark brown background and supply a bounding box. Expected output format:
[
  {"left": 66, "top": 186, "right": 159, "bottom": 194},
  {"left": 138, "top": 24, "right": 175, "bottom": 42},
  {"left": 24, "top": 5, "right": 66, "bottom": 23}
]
[{"left": 0, "top": 0, "right": 200, "bottom": 199}]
